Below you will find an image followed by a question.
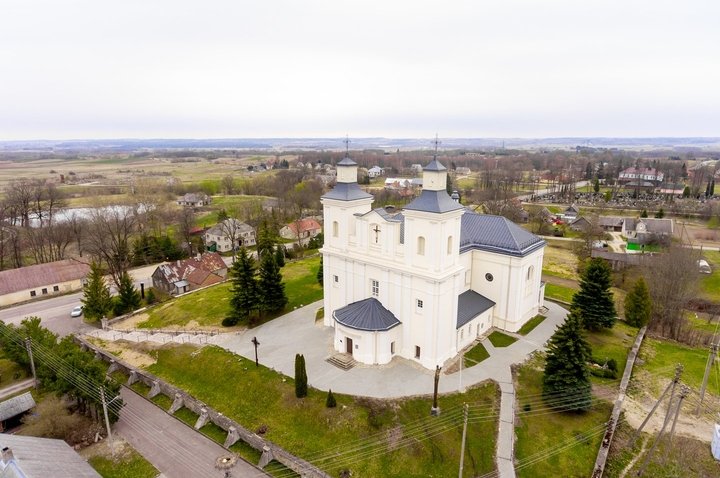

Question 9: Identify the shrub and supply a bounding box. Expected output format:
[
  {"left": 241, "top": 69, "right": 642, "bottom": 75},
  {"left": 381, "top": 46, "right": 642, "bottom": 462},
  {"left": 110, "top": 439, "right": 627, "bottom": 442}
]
[
  {"left": 221, "top": 317, "right": 239, "bottom": 327},
  {"left": 326, "top": 389, "right": 337, "bottom": 408},
  {"left": 295, "top": 354, "right": 307, "bottom": 398}
]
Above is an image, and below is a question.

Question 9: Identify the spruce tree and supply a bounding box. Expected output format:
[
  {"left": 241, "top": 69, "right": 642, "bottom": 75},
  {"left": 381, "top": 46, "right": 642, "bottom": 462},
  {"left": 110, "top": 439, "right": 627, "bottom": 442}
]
[
  {"left": 543, "top": 310, "right": 592, "bottom": 412},
  {"left": 317, "top": 256, "right": 324, "bottom": 286},
  {"left": 81, "top": 262, "right": 112, "bottom": 321},
  {"left": 114, "top": 270, "right": 141, "bottom": 315},
  {"left": 256, "top": 220, "right": 276, "bottom": 258},
  {"left": 258, "top": 253, "right": 287, "bottom": 315},
  {"left": 295, "top": 354, "right": 308, "bottom": 398},
  {"left": 624, "top": 277, "right": 652, "bottom": 327},
  {"left": 572, "top": 257, "right": 616, "bottom": 330},
  {"left": 326, "top": 389, "right": 337, "bottom": 408},
  {"left": 654, "top": 208, "right": 665, "bottom": 219},
  {"left": 640, "top": 209, "right": 648, "bottom": 218},
  {"left": 228, "top": 247, "right": 258, "bottom": 324},
  {"left": 274, "top": 246, "right": 286, "bottom": 267}
]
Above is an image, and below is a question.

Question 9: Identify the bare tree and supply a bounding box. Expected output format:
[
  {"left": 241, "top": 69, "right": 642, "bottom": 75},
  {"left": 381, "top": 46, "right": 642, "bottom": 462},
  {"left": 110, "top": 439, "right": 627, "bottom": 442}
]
[{"left": 84, "top": 205, "right": 138, "bottom": 288}]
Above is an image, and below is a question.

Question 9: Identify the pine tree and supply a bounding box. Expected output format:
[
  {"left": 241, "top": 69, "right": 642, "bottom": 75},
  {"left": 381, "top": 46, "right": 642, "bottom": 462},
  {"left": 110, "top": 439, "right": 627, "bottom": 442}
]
[
  {"left": 258, "top": 253, "right": 287, "bottom": 315},
  {"left": 81, "top": 262, "right": 112, "bottom": 321},
  {"left": 624, "top": 278, "right": 652, "bottom": 327},
  {"left": 114, "top": 270, "right": 141, "bottom": 315},
  {"left": 256, "top": 220, "right": 276, "bottom": 258},
  {"left": 571, "top": 258, "right": 616, "bottom": 330},
  {"left": 640, "top": 209, "right": 648, "bottom": 218},
  {"left": 228, "top": 247, "right": 258, "bottom": 324},
  {"left": 317, "top": 256, "right": 324, "bottom": 286},
  {"left": 274, "top": 246, "right": 285, "bottom": 267},
  {"left": 326, "top": 389, "right": 337, "bottom": 408},
  {"left": 295, "top": 354, "right": 307, "bottom": 398},
  {"left": 542, "top": 310, "right": 592, "bottom": 412},
  {"left": 654, "top": 208, "right": 665, "bottom": 219}
]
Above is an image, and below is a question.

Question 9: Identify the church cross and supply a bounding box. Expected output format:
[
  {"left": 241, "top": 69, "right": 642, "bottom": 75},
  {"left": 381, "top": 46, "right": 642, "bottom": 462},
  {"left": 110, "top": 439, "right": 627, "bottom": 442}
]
[
  {"left": 431, "top": 134, "right": 441, "bottom": 157},
  {"left": 343, "top": 135, "right": 351, "bottom": 157},
  {"left": 372, "top": 225, "right": 381, "bottom": 244}
]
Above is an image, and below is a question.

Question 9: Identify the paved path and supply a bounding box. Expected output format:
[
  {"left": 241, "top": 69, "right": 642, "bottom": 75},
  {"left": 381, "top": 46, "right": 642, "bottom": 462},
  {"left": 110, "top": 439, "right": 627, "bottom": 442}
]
[
  {"left": 116, "top": 386, "right": 268, "bottom": 478},
  {"left": 0, "top": 378, "right": 36, "bottom": 400}
]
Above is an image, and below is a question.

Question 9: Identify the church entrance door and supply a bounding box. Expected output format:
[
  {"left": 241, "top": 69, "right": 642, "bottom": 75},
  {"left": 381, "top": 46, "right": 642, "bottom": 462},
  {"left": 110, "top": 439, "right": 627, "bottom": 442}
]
[{"left": 346, "top": 337, "right": 353, "bottom": 355}]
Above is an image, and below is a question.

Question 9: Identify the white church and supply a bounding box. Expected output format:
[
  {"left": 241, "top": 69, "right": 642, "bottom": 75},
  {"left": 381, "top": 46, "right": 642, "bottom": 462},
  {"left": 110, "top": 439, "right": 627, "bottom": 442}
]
[{"left": 320, "top": 155, "right": 546, "bottom": 370}]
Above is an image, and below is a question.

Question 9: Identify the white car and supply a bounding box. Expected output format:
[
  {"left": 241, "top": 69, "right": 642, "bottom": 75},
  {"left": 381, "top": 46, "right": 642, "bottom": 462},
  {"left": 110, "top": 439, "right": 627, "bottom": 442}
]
[{"left": 70, "top": 305, "right": 84, "bottom": 317}]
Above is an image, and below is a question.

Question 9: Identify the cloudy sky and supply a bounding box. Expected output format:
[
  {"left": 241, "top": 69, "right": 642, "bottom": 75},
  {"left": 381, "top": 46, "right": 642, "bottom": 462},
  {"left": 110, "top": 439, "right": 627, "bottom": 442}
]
[{"left": 1, "top": 0, "right": 718, "bottom": 140}]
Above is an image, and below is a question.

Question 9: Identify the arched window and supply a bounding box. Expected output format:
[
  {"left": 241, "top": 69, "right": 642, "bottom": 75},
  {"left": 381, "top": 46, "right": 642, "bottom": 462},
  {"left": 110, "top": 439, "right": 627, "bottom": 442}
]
[
  {"left": 527, "top": 265, "right": 535, "bottom": 281},
  {"left": 447, "top": 236, "right": 453, "bottom": 255},
  {"left": 417, "top": 236, "right": 425, "bottom": 256},
  {"left": 332, "top": 221, "right": 339, "bottom": 237}
]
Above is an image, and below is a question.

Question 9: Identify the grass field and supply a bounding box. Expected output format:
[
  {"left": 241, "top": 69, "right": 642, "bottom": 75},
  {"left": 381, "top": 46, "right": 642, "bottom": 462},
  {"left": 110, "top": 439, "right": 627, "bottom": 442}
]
[
  {"left": 699, "top": 250, "right": 720, "bottom": 301},
  {"left": 635, "top": 337, "right": 716, "bottom": 394},
  {"left": 488, "top": 331, "right": 518, "bottom": 347},
  {"left": 518, "top": 314, "right": 546, "bottom": 336},
  {"left": 464, "top": 341, "right": 490, "bottom": 367},
  {"left": 133, "top": 344, "right": 499, "bottom": 478},
  {"left": 586, "top": 321, "right": 637, "bottom": 384},
  {"left": 139, "top": 255, "right": 323, "bottom": 329},
  {"left": 514, "top": 358, "right": 613, "bottom": 477},
  {"left": 544, "top": 283, "right": 577, "bottom": 303},
  {"left": 87, "top": 445, "right": 158, "bottom": 478},
  {"left": 542, "top": 239, "right": 579, "bottom": 280}
]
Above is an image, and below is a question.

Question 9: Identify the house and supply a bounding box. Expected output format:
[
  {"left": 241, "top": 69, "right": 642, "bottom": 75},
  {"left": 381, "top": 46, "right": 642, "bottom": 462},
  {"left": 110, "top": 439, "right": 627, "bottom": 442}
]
[
  {"left": 367, "top": 166, "right": 384, "bottom": 178},
  {"left": 0, "top": 259, "right": 90, "bottom": 307},
  {"left": 562, "top": 204, "right": 580, "bottom": 220},
  {"left": 384, "top": 178, "right": 412, "bottom": 190},
  {"left": 321, "top": 155, "right": 545, "bottom": 370},
  {"left": 623, "top": 218, "right": 674, "bottom": 244},
  {"left": 410, "top": 164, "right": 423, "bottom": 173},
  {"left": 176, "top": 193, "right": 211, "bottom": 207},
  {"left": 279, "top": 218, "right": 322, "bottom": 244},
  {"left": 204, "top": 219, "right": 256, "bottom": 252},
  {"left": 598, "top": 216, "right": 624, "bottom": 232},
  {"left": 0, "top": 434, "right": 101, "bottom": 478},
  {"left": 657, "top": 183, "right": 686, "bottom": 195},
  {"left": 0, "top": 392, "right": 35, "bottom": 432},
  {"left": 569, "top": 216, "right": 591, "bottom": 231},
  {"left": 455, "top": 167, "right": 471, "bottom": 175},
  {"left": 618, "top": 167, "right": 664, "bottom": 186},
  {"left": 151, "top": 252, "right": 227, "bottom": 295}
]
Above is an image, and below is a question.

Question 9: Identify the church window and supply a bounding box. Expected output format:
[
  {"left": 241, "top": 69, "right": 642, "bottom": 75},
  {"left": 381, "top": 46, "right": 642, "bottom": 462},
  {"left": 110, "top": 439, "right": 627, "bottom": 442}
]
[
  {"left": 333, "top": 275, "right": 339, "bottom": 284},
  {"left": 485, "top": 273, "right": 494, "bottom": 282},
  {"left": 371, "top": 279, "right": 379, "bottom": 297},
  {"left": 527, "top": 265, "right": 534, "bottom": 281},
  {"left": 332, "top": 221, "right": 339, "bottom": 237},
  {"left": 417, "top": 236, "right": 425, "bottom": 256},
  {"left": 447, "top": 236, "right": 453, "bottom": 255},
  {"left": 460, "top": 329, "right": 464, "bottom": 340},
  {"left": 416, "top": 299, "right": 423, "bottom": 309},
  {"left": 415, "top": 346, "right": 421, "bottom": 359},
  {"left": 391, "top": 342, "right": 395, "bottom": 354}
]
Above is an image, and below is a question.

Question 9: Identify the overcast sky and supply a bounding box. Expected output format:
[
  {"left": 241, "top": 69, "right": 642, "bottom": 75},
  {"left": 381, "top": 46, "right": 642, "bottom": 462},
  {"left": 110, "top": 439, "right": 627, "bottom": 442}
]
[{"left": 1, "top": 0, "right": 719, "bottom": 140}]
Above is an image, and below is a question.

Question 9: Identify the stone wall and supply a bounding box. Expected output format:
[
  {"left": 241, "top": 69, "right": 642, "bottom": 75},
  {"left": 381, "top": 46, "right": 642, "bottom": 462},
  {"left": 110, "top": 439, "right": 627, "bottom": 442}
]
[{"left": 75, "top": 337, "right": 331, "bottom": 478}]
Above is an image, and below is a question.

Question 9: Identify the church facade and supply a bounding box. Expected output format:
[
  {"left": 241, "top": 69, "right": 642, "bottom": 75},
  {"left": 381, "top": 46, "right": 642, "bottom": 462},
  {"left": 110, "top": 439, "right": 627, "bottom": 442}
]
[{"left": 320, "top": 156, "right": 546, "bottom": 370}]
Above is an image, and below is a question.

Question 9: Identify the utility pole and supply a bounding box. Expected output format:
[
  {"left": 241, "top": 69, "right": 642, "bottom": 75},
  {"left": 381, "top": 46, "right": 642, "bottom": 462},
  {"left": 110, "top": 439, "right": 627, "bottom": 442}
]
[
  {"left": 696, "top": 343, "right": 718, "bottom": 415},
  {"left": 630, "top": 363, "right": 682, "bottom": 447},
  {"left": 431, "top": 365, "right": 441, "bottom": 416},
  {"left": 100, "top": 387, "right": 114, "bottom": 456},
  {"left": 251, "top": 337, "right": 260, "bottom": 367},
  {"left": 458, "top": 403, "right": 469, "bottom": 478},
  {"left": 667, "top": 385, "right": 690, "bottom": 452},
  {"left": 24, "top": 338, "right": 37, "bottom": 389}
]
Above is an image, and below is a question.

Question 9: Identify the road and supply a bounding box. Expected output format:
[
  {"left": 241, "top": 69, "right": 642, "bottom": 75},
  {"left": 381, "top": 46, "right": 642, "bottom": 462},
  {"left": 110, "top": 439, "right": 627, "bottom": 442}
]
[{"left": 116, "top": 387, "right": 267, "bottom": 478}]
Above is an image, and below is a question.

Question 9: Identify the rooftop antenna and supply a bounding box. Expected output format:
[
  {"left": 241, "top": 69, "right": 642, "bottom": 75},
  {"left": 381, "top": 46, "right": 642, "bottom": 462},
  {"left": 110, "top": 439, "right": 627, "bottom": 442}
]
[
  {"left": 431, "top": 134, "right": 441, "bottom": 159},
  {"left": 343, "top": 135, "right": 350, "bottom": 157}
]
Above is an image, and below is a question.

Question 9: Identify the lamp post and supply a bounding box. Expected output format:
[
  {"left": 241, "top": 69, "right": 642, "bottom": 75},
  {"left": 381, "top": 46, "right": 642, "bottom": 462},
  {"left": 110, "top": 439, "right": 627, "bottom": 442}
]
[{"left": 251, "top": 337, "right": 260, "bottom": 367}]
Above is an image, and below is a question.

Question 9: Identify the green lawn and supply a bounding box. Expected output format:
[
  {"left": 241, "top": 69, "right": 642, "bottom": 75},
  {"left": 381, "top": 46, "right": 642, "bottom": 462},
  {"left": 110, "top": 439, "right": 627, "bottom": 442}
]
[
  {"left": 699, "top": 250, "right": 720, "bottom": 301},
  {"left": 635, "top": 337, "right": 715, "bottom": 393},
  {"left": 544, "top": 283, "right": 577, "bottom": 303},
  {"left": 488, "top": 331, "right": 518, "bottom": 347},
  {"left": 518, "top": 315, "right": 546, "bottom": 336},
  {"left": 137, "top": 344, "right": 499, "bottom": 478},
  {"left": 586, "top": 322, "right": 637, "bottom": 384},
  {"left": 139, "top": 255, "right": 323, "bottom": 329},
  {"left": 626, "top": 242, "right": 662, "bottom": 252},
  {"left": 514, "top": 359, "right": 613, "bottom": 478},
  {"left": 464, "top": 342, "right": 490, "bottom": 367},
  {"left": 88, "top": 447, "right": 158, "bottom": 478}
]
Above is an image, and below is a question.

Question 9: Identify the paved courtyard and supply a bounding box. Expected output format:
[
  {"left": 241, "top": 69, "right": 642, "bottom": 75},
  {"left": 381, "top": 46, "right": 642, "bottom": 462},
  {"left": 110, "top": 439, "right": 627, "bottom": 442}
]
[{"left": 214, "top": 300, "right": 568, "bottom": 399}]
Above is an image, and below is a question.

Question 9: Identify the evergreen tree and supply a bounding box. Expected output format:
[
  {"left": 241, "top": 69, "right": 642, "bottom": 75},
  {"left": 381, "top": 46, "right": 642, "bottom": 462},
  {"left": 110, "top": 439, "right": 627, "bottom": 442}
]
[
  {"left": 228, "top": 247, "right": 259, "bottom": 324},
  {"left": 114, "top": 270, "right": 141, "bottom": 315},
  {"left": 654, "top": 208, "right": 665, "bottom": 219},
  {"left": 317, "top": 256, "right": 324, "bottom": 286},
  {"left": 274, "top": 246, "right": 286, "bottom": 267},
  {"left": 81, "top": 262, "right": 112, "bottom": 321},
  {"left": 640, "top": 209, "right": 648, "bottom": 218},
  {"left": 258, "top": 253, "right": 287, "bottom": 315},
  {"left": 326, "top": 389, "right": 337, "bottom": 408},
  {"left": 571, "top": 258, "right": 616, "bottom": 330},
  {"left": 683, "top": 186, "right": 690, "bottom": 198},
  {"left": 446, "top": 173, "right": 453, "bottom": 195},
  {"left": 681, "top": 162, "right": 688, "bottom": 179},
  {"left": 542, "top": 310, "right": 592, "bottom": 412},
  {"left": 256, "top": 220, "right": 277, "bottom": 258},
  {"left": 295, "top": 354, "right": 307, "bottom": 398},
  {"left": 624, "top": 278, "right": 652, "bottom": 327},
  {"left": 593, "top": 177, "right": 600, "bottom": 193}
]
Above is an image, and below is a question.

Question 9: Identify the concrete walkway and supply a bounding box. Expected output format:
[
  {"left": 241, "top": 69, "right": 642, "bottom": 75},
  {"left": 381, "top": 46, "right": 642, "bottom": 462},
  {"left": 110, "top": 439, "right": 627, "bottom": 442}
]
[{"left": 0, "top": 378, "right": 36, "bottom": 400}]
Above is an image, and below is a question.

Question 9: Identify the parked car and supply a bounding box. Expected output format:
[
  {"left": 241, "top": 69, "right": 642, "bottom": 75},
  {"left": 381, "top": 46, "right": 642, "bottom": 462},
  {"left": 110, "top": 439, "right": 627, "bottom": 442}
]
[
  {"left": 697, "top": 259, "right": 712, "bottom": 274},
  {"left": 70, "top": 305, "right": 84, "bottom": 317}
]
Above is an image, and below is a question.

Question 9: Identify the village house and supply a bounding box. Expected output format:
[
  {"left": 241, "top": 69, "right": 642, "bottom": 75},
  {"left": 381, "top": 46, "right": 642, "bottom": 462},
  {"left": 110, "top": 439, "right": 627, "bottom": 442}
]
[
  {"left": 151, "top": 252, "right": 227, "bottom": 295},
  {"left": 367, "top": 166, "right": 384, "bottom": 178},
  {"left": 0, "top": 434, "right": 101, "bottom": 477},
  {"left": 321, "top": 155, "right": 546, "bottom": 370},
  {"left": 0, "top": 392, "right": 35, "bottom": 432},
  {"left": 176, "top": 192, "right": 211, "bottom": 207},
  {"left": 204, "top": 219, "right": 256, "bottom": 252},
  {"left": 0, "top": 259, "right": 90, "bottom": 307},
  {"left": 279, "top": 218, "right": 322, "bottom": 244}
]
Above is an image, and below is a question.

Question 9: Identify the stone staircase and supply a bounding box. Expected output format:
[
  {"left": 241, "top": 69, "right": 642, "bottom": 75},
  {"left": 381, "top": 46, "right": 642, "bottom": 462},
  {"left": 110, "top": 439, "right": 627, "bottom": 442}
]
[
  {"left": 326, "top": 353, "right": 358, "bottom": 371},
  {"left": 85, "top": 328, "right": 223, "bottom": 346}
]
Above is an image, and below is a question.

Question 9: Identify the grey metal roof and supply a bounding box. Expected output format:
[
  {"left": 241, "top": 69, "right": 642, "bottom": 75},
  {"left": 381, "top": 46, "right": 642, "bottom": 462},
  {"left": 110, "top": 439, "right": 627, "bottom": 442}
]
[
  {"left": 424, "top": 158, "right": 447, "bottom": 171},
  {"left": 460, "top": 210, "right": 545, "bottom": 257},
  {"left": 333, "top": 298, "right": 401, "bottom": 331},
  {"left": 457, "top": 290, "right": 495, "bottom": 329},
  {"left": 337, "top": 157, "right": 357, "bottom": 166},
  {"left": 0, "top": 434, "right": 101, "bottom": 478},
  {"left": 0, "top": 392, "right": 35, "bottom": 422},
  {"left": 322, "top": 182, "right": 373, "bottom": 201},
  {"left": 404, "top": 190, "right": 464, "bottom": 214}
]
